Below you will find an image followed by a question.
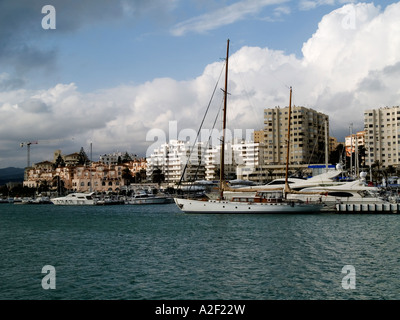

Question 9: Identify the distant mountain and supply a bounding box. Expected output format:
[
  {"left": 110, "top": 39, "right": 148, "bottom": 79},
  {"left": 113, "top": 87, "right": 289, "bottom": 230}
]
[{"left": 0, "top": 167, "right": 24, "bottom": 185}]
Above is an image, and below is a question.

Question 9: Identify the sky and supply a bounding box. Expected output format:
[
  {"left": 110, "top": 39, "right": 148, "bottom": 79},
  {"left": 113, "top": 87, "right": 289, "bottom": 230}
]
[{"left": 1, "top": 0, "right": 400, "bottom": 168}]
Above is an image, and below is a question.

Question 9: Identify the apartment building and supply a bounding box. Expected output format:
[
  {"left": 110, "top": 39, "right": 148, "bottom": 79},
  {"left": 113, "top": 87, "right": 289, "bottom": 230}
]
[
  {"left": 233, "top": 141, "right": 265, "bottom": 182},
  {"left": 204, "top": 143, "right": 237, "bottom": 181},
  {"left": 99, "top": 152, "right": 140, "bottom": 165},
  {"left": 252, "top": 130, "right": 264, "bottom": 144},
  {"left": 329, "top": 137, "right": 340, "bottom": 153},
  {"left": 345, "top": 131, "right": 365, "bottom": 157},
  {"left": 364, "top": 106, "right": 400, "bottom": 168},
  {"left": 146, "top": 140, "right": 205, "bottom": 183},
  {"left": 263, "top": 106, "right": 329, "bottom": 165},
  {"left": 146, "top": 139, "right": 263, "bottom": 183}
]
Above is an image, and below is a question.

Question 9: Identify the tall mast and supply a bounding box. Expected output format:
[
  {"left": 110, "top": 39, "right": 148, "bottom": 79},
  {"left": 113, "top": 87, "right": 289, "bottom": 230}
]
[
  {"left": 220, "top": 39, "right": 230, "bottom": 200},
  {"left": 349, "top": 123, "right": 353, "bottom": 177},
  {"left": 284, "top": 87, "right": 292, "bottom": 197},
  {"left": 325, "top": 118, "right": 329, "bottom": 172},
  {"left": 90, "top": 142, "right": 93, "bottom": 193}
]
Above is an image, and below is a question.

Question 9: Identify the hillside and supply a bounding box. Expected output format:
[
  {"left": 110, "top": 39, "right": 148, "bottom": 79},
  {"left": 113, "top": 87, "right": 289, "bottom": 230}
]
[{"left": 0, "top": 167, "right": 24, "bottom": 185}]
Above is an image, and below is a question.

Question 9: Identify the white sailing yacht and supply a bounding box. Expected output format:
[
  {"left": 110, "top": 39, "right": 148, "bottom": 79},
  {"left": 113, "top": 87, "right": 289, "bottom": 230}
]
[{"left": 174, "top": 39, "right": 324, "bottom": 214}]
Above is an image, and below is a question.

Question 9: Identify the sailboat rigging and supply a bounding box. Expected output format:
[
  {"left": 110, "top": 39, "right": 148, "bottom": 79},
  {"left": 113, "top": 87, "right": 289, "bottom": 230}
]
[{"left": 174, "top": 39, "right": 324, "bottom": 214}]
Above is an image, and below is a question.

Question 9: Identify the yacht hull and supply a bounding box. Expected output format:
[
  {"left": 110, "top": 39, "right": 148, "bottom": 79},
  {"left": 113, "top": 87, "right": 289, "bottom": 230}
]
[
  {"left": 174, "top": 198, "right": 324, "bottom": 214},
  {"left": 126, "top": 197, "right": 173, "bottom": 205}
]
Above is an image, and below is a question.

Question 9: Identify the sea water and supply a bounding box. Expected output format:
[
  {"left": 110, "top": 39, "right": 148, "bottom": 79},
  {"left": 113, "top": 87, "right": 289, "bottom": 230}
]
[{"left": 1, "top": 203, "right": 399, "bottom": 300}]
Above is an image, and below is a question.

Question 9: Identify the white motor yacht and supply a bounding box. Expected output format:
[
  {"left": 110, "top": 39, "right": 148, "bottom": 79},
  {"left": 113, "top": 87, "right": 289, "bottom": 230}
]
[{"left": 51, "top": 192, "right": 96, "bottom": 205}]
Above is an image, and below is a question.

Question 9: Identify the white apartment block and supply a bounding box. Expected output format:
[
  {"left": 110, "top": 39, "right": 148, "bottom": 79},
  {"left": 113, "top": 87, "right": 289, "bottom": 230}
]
[
  {"left": 364, "top": 106, "right": 400, "bottom": 168},
  {"left": 234, "top": 141, "right": 264, "bottom": 181},
  {"left": 204, "top": 140, "right": 263, "bottom": 181},
  {"left": 263, "top": 106, "right": 329, "bottom": 165},
  {"left": 146, "top": 140, "right": 205, "bottom": 183},
  {"left": 204, "top": 143, "right": 237, "bottom": 181},
  {"left": 147, "top": 139, "right": 262, "bottom": 182}
]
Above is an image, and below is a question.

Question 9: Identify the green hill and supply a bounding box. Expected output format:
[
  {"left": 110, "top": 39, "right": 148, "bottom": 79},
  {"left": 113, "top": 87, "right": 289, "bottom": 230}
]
[{"left": 0, "top": 167, "right": 24, "bottom": 186}]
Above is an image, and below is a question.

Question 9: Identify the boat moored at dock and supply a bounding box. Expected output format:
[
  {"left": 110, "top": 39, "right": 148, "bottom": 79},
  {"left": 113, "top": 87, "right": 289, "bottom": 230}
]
[{"left": 51, "top": 192, "right": 96, "bottom": 205}]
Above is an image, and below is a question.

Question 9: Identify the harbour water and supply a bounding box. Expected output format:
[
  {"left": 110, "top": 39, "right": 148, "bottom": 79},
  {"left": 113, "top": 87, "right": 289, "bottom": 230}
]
[{"left": 1, "top": 203, "right": 400, "bottom": 300}]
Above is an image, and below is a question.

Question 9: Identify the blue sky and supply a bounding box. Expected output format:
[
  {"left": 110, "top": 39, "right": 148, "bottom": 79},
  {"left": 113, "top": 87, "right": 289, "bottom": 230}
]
[
  {"left": 5, "top": 0, "right": 393, "bottom": 91},
  {"left": 1, "top": 0, "right": 400, "bottom": 168}
]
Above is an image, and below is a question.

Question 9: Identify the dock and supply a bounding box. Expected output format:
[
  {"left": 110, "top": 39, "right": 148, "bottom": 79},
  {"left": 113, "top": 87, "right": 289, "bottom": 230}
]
[{"left": 335, "top": 203, "right": 399, "bottom": 213}]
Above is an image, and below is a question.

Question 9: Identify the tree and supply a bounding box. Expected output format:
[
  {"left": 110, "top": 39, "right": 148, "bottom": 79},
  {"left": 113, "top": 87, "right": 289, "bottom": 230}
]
[
  {"left": 53, "top": 154, "right": 65, "bottom": 168},
  {"left": 122, "top": 152, "right": 132, "bottom": 163},
  {"left": 358, "top": 145, "right": 366, "bottom": 168},
  {"left": 77, "top": 147, "right": 90, "bottom": 165},
  {"left": 121, "top": 167, "right": 133, "bottom": 185},
  {"left": 152, "top": 168, "right": 165, "bottom": 185},
  {"left": 371, "top": 160, "right": 383, "bottom": 183},
  {"left": 38, "top": 180, "right": 50, "bottom": 193},
  {"left": 52, "top": 176, "right": 66, "bottom": 195},
  {"left": 134, "top": 169, "right": 147, "bottom": 183},
  {"left": 329, "top": 144, "right": 344, "bottom": 166}
]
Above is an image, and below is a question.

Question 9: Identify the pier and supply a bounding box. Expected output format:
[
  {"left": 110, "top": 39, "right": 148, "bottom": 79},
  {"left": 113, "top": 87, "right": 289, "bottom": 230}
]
[{"left": 335, "top": 203, "right": 399, "bottom": 213}]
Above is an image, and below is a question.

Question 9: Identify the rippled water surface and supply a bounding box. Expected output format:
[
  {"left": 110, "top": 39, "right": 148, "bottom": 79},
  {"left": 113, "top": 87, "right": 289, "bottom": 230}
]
[{"left": 1, "top": 203, "right": 399, "bottom": 300}]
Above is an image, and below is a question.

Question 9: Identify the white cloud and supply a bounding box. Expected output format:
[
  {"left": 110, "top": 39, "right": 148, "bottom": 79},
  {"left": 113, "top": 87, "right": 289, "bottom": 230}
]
[
  {"left": 274, "top": 5, "right": 291, "bottom": 16},
  {"left": 299, "top": 0, "right": 355, "bottom": 11},
  {"left": 2, "top": 2, "right": 400, "bottom": 167},
  {"left": 171, "top": 0, "right": 289, "bottom": 36}
]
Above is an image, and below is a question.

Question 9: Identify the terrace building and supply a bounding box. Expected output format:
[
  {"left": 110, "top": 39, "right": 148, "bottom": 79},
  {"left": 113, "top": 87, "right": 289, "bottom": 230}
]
[{"left": 23, "top": 150, "right": 147, "bottom": 193}]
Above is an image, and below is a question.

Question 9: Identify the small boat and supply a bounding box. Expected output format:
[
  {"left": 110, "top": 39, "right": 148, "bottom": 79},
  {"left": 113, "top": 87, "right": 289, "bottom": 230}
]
[
  {"left": 125, "top": 192, "right": 173, "bottom": 205},
  {"left": 125, "top": 188, "right": 173, "bottom": 205},
  {"left": 96, "top": 196, "right": 124, "bottom": 205},
  {"left": 13, "top": 197, "right": 34, "bottom": 205},
  {"left": 51, "top": 192, "right": 96, "bottom": 205},
  {"left": 17, "top": 196, "right": 53, "bottom": 205}
]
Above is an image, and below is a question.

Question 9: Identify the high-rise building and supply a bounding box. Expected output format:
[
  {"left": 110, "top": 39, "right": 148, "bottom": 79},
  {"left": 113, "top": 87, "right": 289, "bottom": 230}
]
[
  {"left": 364, "top": 106, "right": 400, "bottom": 168},
  {"left": 263, "top": 106, "right": 329, "bottom": 165},
  {"left": 252, "top": 130, "right": 264, "bottom": 144}
]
